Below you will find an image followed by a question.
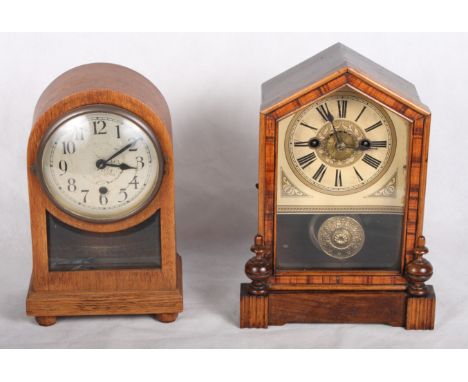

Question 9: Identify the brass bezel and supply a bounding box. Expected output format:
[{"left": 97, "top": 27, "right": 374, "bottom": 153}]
[{"left": 35, "top": 104, "right": 165, "bottom": 223}]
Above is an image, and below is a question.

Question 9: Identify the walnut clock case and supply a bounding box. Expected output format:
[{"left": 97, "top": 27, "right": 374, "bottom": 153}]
[
  {"left": 26, "top": 63, "right": 182, "bottom": 326},
  {"left": 240, "top": 43, "right": 435, "bottom": 329}
]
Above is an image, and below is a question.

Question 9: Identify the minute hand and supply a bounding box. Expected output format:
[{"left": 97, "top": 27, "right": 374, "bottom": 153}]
[
  {"left": 103, "top": 139, "right": 138, "bottom": 164},
  {"left": 326, "top": 112, "right": 343, "bottom": 146}
]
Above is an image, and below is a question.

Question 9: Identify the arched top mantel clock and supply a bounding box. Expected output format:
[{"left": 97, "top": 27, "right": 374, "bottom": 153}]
[{"left": 26, "top": 63, "right": 182, "bottom": 326}]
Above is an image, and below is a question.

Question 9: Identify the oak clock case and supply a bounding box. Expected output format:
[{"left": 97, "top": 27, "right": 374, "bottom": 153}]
[
  {"left": 26, "top": 63, "right": 183, "bottom": 326},
  {"left": 240, "top": 43, "right": 435, "bottom": 330}
]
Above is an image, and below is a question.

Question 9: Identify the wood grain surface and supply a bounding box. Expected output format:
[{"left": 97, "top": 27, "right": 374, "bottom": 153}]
[
  {"left": 242, "top": 45, "right": 434, "bottom": 329},
  {"left": 26, "top": 63, "right": 182, "bottom": 324}
]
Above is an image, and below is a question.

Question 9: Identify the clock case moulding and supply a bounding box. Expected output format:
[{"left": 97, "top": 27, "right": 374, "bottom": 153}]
[
  {"left": 26, "top": 63, "right": 182, "bottom": 326},
  {"left": 240, "top": 43, "right": 435, "bottom": 329}
]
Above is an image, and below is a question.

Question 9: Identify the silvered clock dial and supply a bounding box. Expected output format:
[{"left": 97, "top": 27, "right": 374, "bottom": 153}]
[{"left": 38, "top": 105, "right": 163, "bottom": 222}]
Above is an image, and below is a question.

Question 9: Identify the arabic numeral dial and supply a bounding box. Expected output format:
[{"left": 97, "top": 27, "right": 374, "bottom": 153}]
[{"left": 39, "top": 107, "right": 163, "bottom": 221}]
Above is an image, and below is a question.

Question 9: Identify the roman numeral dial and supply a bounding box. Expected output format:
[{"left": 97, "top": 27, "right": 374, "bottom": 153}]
[
  {"left": 362, "top": 154, "right": 381, "bottom": 169},
  {"left": 286, "top": 92, "right": 396, "bottom": 194},
  {"left": 335, "top": 169, "right": 343, "bottom": 187},
  {"left": 337, "top": 100, "right": 347, "bottom": 118},
  {"left": 297, "top": 152, "right": 317, "bottom": 168},
  {"left": 312, "top": 164, "right": 327, "bottom": 182},
  {"left": 370, "top": 140, "right": 387, "bottom": 148},
  {"left": 365, "top": 121, "right": 383, "bottom": 132}
]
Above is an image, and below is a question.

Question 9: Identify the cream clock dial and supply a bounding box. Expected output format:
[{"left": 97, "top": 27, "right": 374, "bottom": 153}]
[
  {"left": 285, "top": 93, "right": 396, "bottom": 195},
  {"left": 38, "top": 105, "right": 163, "bottom": 222}
]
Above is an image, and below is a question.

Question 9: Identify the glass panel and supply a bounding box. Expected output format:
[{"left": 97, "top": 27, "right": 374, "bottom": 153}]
[
  {"left": 276, "top": 213, "right": 403, "bottom": 270},
  {"left": 47, "top": 211, "right": 161, "bottom": 271}
]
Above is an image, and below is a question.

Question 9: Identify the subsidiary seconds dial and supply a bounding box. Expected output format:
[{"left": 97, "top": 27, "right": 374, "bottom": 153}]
[
  {"left": 38, "top": 105, "right": 163, "bottom": 222},
  {"left": 285, "top": 92, "right": 397, "bottom": 195}
]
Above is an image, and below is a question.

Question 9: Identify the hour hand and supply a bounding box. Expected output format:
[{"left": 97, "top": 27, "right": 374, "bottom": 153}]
[{"left": 105, "top": 163, "right": 137, "bottom": 170}]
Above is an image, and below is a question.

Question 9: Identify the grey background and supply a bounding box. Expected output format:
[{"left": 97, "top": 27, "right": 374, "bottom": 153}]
[{"left": 0, "top": 33, "right": 466, "bottom": 348}]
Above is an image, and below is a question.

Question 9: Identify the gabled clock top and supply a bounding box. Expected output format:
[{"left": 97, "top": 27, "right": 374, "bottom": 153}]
[
  {"left": 261, "top": 42, "right": 430, "bottom": 114},
  {"left": 241, "top": 42, "right": 435, "bottom": 330}
]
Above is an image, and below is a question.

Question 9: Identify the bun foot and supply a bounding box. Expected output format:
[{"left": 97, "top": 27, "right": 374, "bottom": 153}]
[
  {"left": 154, "top": 313, "right": 178, "bottom": 323},
  {"left": 35, "top": 316, "right": 57, "bottom": 326}
]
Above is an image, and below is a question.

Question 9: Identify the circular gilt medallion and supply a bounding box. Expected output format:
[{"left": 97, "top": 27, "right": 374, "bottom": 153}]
[
  {"left": 317, "top": 216, "right": 365, "bottom": 259},
  {"left": 315, "top": 120, "right": 366, "bottom": 167}
]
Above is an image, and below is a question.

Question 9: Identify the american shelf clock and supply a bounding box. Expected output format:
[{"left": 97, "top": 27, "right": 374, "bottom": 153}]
[
  {"left": 240, "top": 43, "right": 435, "bottom": 329},
  {"left": 26, "top": 63, "right": 182, "bottom": 326}
]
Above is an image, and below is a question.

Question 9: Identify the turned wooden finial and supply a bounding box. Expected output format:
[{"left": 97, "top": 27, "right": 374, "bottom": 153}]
[
  {"left": 405, "top": 235, "right": 433, "bottom": 296},
  {"left": 414, "top": 236, "right": 428, "bottom": 256},
  {"left": 251, "top": 234, "right": 265, "bottom": 254},
  {"left": 245, "top": 234, "right": 272, "bottom": 295}
]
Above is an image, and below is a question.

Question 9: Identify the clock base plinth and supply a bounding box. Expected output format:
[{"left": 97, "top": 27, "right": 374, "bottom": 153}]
[
  {"left": 240, "top": 284, "right": 269, "bottom": 328},
  {"left": 240, "top": 283, "right": 435, "bottom": 329},
  {"left": 27, "top": 255, "right": 183, "bottom": 326},
  {"left": 406, "top": 286, "right": 436, "bottom": 330}
]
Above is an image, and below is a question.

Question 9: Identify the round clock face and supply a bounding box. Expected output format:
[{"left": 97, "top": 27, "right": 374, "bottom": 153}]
[
  {"left": 38, "top": 105, "right": 163, "bottom": 222},
  {"left": 285, "top": 92, "right": 396, "bottom": 195}
]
